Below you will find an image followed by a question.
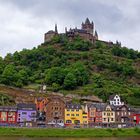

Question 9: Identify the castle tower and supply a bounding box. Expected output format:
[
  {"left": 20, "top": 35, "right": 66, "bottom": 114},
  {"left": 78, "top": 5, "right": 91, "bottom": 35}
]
[
  {"left": 95, "top": 30, "right": 98, "bottom": 40},
  {"left": 82, "top": 18, "right": 94, "bottom": 35}
]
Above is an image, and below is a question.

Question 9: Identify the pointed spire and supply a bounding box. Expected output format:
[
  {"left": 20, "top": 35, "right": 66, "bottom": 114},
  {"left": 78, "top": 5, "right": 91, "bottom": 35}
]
[
  {"left": 55, "top": 24, "right": 58, "bottom": 33},
  {"left": 65, "top": 27, "right": 67, "bottom": 33},
  {"left": 85, "top": 18, "right": 90, "bottom": 24},
  {"left": 95, "top": 30, "right": 98, "bottom": 39}
]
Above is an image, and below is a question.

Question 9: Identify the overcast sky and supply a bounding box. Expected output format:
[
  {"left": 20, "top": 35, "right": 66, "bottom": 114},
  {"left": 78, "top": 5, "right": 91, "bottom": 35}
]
[{"left": 0, "top": 0, "right": 140, "bottom": 57}]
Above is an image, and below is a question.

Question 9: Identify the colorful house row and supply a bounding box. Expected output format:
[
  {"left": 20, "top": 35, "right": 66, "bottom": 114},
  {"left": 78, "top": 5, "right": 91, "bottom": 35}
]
[
  {"left": 0, "top": 94, "right": 139, "bottom": 128},
  {"left": 88, "top": 103, "right": 134, "bottom": 128},
  {"left": 35, "top": 94, "right": 140, "bottom": 128},
  {"left": 0, "top": 104, "right": 36, "bottom": 127}
]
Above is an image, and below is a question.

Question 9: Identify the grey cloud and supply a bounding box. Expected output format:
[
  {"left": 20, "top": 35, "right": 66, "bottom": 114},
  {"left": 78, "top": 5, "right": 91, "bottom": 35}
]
[{"left": 0, "top": 0, "right": 140, "bottom": 57}]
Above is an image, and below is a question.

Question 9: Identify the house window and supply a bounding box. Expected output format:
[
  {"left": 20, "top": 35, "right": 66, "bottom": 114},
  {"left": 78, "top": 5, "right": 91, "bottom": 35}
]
[
  {"left": 71, "top": 114, "right": 74, "bottom": 116},
  {"left": 67, "top": 114, "right": 70, "bottom": 116},
  {"left": 76, "top": 109, "right": 79, "bottom": 112},
  {"left": 76, "top": 114, "right": 79, "bottom": 116},
  {"left": 117, "top": 112, "right": 119, "bottom": 115},
  {"left": 66, "top": 120, "right": 72, "bottom": 124},
  {"left": 31, "top": 112, "right": 36, "bottom": 116},
  {"left": 111, "top": 118, "right": 114, "bottom": 121},
  {"left": 71, "top": 109, "right": 74, "bottom": 112},
  {"left": 22, "top": 112, "right": 27, "bottom": 115},
  {"left": 91, "top": 112, "right": 94, "bottom": 116},
  {"left": 104, "top": 118, "right": 106, "bottom": 121},
  {"left": 83, "top": 116, "right": 87, "bottom": 118},
  {"left": 107, "top": 113, "right": 110, "bottom": 116},
  {"left": 67, "top": 109, "right": 70, "bottom": 111},
  {"left": 104, "top": 113, "right": 106, "bottom": 115}
]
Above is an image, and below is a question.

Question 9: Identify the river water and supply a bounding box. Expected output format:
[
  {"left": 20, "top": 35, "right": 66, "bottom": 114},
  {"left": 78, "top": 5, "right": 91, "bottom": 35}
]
[{"left": 0, "top": 137, "right": 140, "bottom": 140}]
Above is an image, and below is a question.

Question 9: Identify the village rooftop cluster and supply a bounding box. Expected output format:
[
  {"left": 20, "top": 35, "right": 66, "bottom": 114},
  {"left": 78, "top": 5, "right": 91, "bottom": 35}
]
[{"left": 0, "top": 94, "right": 140, "bottom": 128}]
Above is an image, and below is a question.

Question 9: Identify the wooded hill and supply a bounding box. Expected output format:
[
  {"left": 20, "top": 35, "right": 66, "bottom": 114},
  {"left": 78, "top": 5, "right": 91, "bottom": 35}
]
[{"left": 0, "top": 35, "right": 140, "bottom": 106}]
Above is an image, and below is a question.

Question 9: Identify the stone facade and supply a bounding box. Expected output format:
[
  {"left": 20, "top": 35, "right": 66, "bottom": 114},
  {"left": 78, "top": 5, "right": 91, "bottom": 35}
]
[
  {"left": 46, "top": 96, "right": 65, "bottom": 126},
  {"left": 44, "top": 24, "right": 58, "bottom": 42},
  {"left": 115, "top": 105, "right": 134, "bottom": 127},
  {"left": 44, "top": 18, "right": 98, "bottom": 43},
  {"left": 66, "top": 18, "right": 98, "bottom": 43}
]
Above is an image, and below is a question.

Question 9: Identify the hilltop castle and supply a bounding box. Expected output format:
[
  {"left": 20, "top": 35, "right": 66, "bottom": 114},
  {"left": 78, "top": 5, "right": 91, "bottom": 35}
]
[{"left": 44, "top": 18, "right": 98, "bottom": 43}]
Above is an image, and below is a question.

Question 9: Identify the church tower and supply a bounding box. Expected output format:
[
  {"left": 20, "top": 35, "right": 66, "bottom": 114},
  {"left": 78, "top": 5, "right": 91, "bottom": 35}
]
[{"left": 82, "top": 18, "right": 94, "bottom": 35}]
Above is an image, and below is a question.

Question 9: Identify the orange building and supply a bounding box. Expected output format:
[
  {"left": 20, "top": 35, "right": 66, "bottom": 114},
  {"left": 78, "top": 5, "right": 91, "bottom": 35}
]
[{"left": 35, "top": 97, "right": 48, "bottom": 112}]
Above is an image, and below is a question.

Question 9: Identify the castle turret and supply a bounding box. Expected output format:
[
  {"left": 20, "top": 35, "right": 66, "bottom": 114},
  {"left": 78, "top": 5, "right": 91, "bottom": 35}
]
[
  {"left": 55, "top": 24, "right": 58, "bottom": 34},
  {"left": 82, "top": 18, "right": 94, "bottom": 35},
  {"left": 95, "top": 30, "right": 98, "bottom": 40}
]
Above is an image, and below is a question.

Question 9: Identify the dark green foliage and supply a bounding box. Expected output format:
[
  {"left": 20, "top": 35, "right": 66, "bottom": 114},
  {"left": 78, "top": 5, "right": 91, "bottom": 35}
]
[
  {"left": 0, "top": 35, "right": 139, "bottom": 105},
  {"left": 112, "top": 46, "right": 140, "bottom": 59},
  {"left": 45, "top": 67, "right": 66, "bottom": 85},
  {"left": 63, "top": 36, "right": 92, "bottom": 51},
  {"left": 45, "top": 62, "right": 89, "bottom": 90},
  {"left": 64, "top": 73, "right": 77, "bottom": 89}
]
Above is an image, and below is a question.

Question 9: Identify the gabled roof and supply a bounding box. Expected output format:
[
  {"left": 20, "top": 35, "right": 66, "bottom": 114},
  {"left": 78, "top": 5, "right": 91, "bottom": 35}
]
[
  {"left": 109, "top": 94, "right": 117, "bottom": 100},
  {"left": 17, "top": 103, "right": 36, "bottom": 111},
  {"left": 88, "top": 103, "right": 107, "bottom": 111},
  {"left": 66, "top": 103, "right": 82, "bottom": 109},
  {"left": 0, "top": 106, "right": 17, "bottom": 112},
  {"left": 114, "top": 104, "right": 133, "bottom": 111},
  {"left": 46, "top": 30, "right": 55, "bottom": 34}
]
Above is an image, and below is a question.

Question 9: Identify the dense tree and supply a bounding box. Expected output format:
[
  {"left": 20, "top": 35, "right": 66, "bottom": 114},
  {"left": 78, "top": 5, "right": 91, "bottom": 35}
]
[
  {"left": 45, "top": 67, "right": 65, "bottom": 86},
  {"left": 1, "top": 64, "right": 17, "bottom": 85},
  {"left": 64, "top": 73, "right": 77, "bottom": 89}
]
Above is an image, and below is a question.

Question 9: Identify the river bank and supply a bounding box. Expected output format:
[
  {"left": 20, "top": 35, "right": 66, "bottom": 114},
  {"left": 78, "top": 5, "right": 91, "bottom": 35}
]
[{"left": 0, "top": 127, "right": 140, "bottom": 137}]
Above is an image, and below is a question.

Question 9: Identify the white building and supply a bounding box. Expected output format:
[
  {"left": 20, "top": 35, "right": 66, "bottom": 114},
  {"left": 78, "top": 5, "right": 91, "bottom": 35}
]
[{"left": 109, "top": 94, "right": 124, "bottom": 106}]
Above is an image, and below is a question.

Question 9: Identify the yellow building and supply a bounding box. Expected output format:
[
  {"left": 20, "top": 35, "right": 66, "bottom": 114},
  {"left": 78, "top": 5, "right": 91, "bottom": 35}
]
[
  {"left": 102, "top": 104, "right": 115, "bottom": 125},
  {"left": 65, "top": 104, "right": 88, "bottom": 127}
]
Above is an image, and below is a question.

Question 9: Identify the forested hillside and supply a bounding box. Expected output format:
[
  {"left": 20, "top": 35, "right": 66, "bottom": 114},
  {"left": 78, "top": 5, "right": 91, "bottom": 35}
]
[{"left": 0, "top": 35, "right": 140, "bottom": 105}]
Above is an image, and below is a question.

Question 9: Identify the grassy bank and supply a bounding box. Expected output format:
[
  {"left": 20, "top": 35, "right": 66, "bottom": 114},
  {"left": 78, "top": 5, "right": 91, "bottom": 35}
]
[{"left": 0, "top": 127, "right": 140, "bottom": 137}]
